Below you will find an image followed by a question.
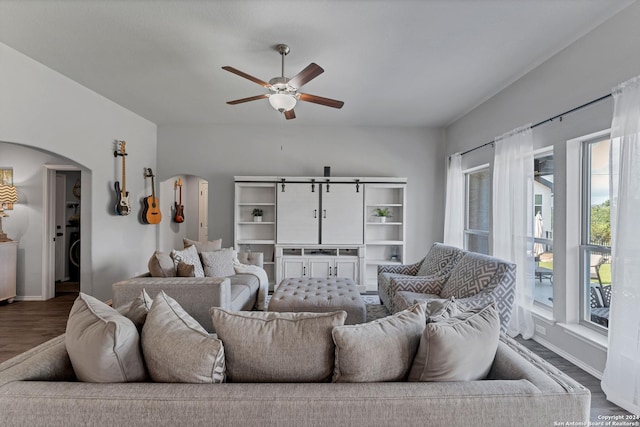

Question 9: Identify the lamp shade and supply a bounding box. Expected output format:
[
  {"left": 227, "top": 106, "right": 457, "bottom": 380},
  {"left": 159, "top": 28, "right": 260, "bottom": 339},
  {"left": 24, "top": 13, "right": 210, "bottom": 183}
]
[
  {"left": 268, "top": 93, "right": 297, "bottom": 112},
  {"left": 0, "top": 184, "right": 18, "bottom": 205}
]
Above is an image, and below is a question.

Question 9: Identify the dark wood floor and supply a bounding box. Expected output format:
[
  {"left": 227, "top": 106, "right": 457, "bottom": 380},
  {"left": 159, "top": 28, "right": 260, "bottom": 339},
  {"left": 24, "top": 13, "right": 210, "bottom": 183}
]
[
  {"left": 0, "top": 292, "right": 631, "bottom": 421},
  {"left": 0, "top": 292, "right": 76, "bottom": 363}
]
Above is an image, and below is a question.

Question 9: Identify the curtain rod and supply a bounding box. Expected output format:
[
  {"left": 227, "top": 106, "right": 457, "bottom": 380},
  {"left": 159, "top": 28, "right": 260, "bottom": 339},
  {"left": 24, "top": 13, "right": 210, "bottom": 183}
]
[{"left": 458, "top": 93, "right": 612, "bottom": 157}]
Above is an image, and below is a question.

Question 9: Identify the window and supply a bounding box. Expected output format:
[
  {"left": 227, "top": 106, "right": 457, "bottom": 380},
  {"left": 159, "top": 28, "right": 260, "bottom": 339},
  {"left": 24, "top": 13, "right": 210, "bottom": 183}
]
[
  {"left": 464, "top": 166, "right": 490, "bottom": 254},
  {"left": 533, "top": 152, "right": 554, "bottom": 307},
  {"left": 581, "top": 136, "right": 611, "bottom": 331}
]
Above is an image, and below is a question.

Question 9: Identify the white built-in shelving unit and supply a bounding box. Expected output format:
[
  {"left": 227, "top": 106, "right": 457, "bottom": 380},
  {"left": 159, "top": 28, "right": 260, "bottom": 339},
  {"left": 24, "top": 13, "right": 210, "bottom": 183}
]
[
  {"left": 364, "top": 183, "right": 406, "bottom": 290},
  {"left": 234, "top": 176, "right": 406, "bottom": 292}
]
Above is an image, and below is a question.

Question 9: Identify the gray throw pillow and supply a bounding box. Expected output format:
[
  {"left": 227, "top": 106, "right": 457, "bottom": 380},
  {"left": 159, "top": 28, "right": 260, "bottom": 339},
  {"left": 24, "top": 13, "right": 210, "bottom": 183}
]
[
  {"left": 424, "top": 297, "right": 462, "bottom": 322},
  {"left": 65, "top": 293, "right": 147, "bottom": 383},
  {"left": 211, "top": 308, "right": 346, "bottom": 382},
  {"left": 332, "top": 303, "right": 426, "bottom": 382},
  {"left": 125, "top": 289, "right": 153, "bottom": 332},
  {"left": 408, "top": 303, "right": 500, "bottom": 382},
  {"left": 200, "top": 248, "right": 236, "bottom": 277},
  {"left": 170, "top": 244, "right": 205, "bottom": 277},
  {"left": 142, "top": 291, "right": 225, "bottom": 383}
]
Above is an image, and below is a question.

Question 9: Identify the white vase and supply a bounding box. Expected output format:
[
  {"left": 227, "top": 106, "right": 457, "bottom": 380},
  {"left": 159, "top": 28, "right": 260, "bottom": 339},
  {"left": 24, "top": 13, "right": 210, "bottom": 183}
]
[
  {"left": 379, "top": 216, "right": 386, "bottom": 223},
  {"left": 253, "top": 216, "right": 262, "bottom": 222}
]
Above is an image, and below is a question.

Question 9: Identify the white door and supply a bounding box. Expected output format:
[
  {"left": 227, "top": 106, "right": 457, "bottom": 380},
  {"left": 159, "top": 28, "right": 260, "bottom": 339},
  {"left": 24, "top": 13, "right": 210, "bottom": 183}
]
[
  {"left": 198, "top": 180, "right": 208, "bottom": 241},
  {"left": 282, "top": 258, "right": 307, "bottom": 278},
  {"left": 54, "top": 174, "right": 66, "bottom": 282},
  {"left": 321, "top": 183, "right": 364, "bottom": 244},
  {"left": 277, "top": 183, "right": 319, "bottom": 244},
  {"left": 308, "top": 257, "right": 333, "bottom": 277},
  {"left": 334, "top": 258, "right": 359, "bottom": 281}
]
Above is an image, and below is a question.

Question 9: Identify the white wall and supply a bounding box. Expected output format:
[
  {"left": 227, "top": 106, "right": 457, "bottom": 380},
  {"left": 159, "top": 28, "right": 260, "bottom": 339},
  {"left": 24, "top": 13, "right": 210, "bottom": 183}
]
[
  {"left": 0, "top": 42, "right": 157, "bottom": 301},
  {"left": 158, "top": 124, "right": 444, "bottom": 264},
  {"left": 445, "top": 2, "right": 640, "bottom": 376}
]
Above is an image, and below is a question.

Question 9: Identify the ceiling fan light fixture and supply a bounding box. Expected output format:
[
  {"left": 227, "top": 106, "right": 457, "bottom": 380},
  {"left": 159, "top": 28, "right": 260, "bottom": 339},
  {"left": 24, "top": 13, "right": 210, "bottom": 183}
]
[{"left": 269, "top": 93, "right": 297, "bottom": 112}]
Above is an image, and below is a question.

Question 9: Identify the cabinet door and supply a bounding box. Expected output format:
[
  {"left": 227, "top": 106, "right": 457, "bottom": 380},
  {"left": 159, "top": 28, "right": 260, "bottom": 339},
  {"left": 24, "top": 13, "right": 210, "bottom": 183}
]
[
  {"left": 277, "top": 183, "right": 319, "bottom": 244},
  {"left": 334, "top": 258, "right": 359, "bottom": 281},
  {"left": 308, "top": 257, "right": 333, "bottom": 278},
  {"left": 282, "top": 258, "right": 307, "bottom": 278},
  {"left": 321, "top": 183, "right": 364, "bottom": 244}
]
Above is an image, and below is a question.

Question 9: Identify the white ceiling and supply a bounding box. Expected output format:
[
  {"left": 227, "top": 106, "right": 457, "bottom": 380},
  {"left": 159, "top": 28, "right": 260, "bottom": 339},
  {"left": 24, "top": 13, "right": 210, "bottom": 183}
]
[{"left": 0, "top": 0, "right": 635, "bottom": 128}]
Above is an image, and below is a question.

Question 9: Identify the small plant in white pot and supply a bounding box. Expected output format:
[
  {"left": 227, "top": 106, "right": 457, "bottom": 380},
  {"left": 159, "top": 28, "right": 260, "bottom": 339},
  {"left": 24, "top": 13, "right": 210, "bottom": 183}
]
[
  {"left": 252, "top": 208, "right": 263, "bottom": 222},
  {"left": 374, "top": 207, "right": 392, "bottom": 223}
]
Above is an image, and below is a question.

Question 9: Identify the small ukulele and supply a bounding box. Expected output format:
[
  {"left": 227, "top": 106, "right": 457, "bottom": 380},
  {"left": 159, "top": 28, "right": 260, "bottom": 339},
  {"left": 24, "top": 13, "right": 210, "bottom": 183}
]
[
  {"left": 174, "top": 179, "right": 185, "bottom": 223},
  {"left": 142, "top": 168, "right": 162, "bottom": 224},
  {"left": 114, "top": 141, "right": 130, "bottom": 216}
]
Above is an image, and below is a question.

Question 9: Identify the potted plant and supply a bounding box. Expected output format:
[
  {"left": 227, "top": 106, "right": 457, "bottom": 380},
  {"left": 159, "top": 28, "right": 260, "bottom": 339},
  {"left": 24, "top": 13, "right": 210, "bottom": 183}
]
[
  {"left": 374, "top": 207, "right": 392, "bottom": 223},
  {"left": 252, "top": 208, "right": 263, "bottom": 222}
]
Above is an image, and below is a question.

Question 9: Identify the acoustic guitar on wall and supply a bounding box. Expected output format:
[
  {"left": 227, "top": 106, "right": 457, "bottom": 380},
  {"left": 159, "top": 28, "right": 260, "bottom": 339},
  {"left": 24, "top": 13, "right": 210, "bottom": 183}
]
[
  {"left": 174, "top": 178, "right": 185, "bottom": 223},
  {"left": 142, "top": 168, "right": 162, "bottom": 224},
  {"left": 113, "top": 140, "right": 130, "bottom": 216}
]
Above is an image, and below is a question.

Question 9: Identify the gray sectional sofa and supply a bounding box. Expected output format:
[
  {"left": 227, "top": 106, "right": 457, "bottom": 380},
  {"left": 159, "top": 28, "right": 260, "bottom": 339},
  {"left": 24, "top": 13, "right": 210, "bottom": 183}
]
[
  {"left": 112, "top": 251, "right": 263, "bottom": 332},
  {"left": 0, "top": 333, "right": 590, "bottom": 426}
]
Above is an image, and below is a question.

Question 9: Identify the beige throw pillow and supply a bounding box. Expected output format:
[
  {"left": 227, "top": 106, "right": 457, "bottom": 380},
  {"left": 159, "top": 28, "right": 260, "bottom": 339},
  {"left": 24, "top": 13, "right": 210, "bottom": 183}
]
[
  {"left": 176, "top": 261, "right": 195, "bottom": 277},
  {"left": 142, "top": 291, "right": 225, "bottom": 383},
  {"left": 408, "top": 304, "right": 500, "bottom": 382},
  {"left": 65, "top": 293, "right": 147, "bottom": 383},
  {"left": 148, "top": 251, "right": 176, "bottom": 277},
  {"left": 332, "top": 303, "right": 426, "bottom": 383},
  {"left": 170, "top": 244, "right": 205, "bottom": 277},
  {"left": 200, "top": 248, "right": 236, "bottom": 277},
  {"left": 211, "top": 308, "right": 346, "bottom": 382},
  {"left": 183, "top": 237, "right": 223, "bottom": 253}
]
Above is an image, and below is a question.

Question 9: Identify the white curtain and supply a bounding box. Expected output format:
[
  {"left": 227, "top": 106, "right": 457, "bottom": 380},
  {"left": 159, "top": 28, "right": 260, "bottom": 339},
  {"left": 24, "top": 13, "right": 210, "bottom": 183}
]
[
  {"left": 443, "top": 153, "right": 464, "bottom": 248},
  {"left": 492, "top": 125, "right": 535, "bottom": 339},
  {"left": 602, "top": 76, "right": 640, "bottom": 416}
]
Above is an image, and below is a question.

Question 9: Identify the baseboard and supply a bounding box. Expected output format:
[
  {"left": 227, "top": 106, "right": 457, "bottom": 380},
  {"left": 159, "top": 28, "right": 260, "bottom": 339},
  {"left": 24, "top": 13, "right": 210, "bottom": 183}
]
[
  {"left": 13, "top": 295, "right": 46, "bottom": 302},
  {"left": 533, "top": 335, "right": 604, "bottom": 380}
]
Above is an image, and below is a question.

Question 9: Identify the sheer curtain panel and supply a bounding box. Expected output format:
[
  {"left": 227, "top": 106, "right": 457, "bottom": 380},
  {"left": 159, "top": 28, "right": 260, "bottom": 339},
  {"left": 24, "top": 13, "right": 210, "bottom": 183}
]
[
  {"left": 492, "top": 125, "right": 535, "bottom": 339},
  {"left": 602, "top": 76, "right": 640, "bottom": 416},
  {"left": 444, "top": 153, "right": 464, "bottom": 248}
]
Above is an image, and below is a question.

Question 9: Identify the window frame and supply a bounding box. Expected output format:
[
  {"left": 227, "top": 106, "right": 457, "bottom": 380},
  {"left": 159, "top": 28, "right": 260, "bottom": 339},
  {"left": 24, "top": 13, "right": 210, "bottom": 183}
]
[
  {"left": 533, "top": 146, "right": 554, "bottom": 309},
  {"left": 463, "top": 164, "right": 490, "bottom": 255},
  {"left": 579, "top": 135, "right": 611, "bottom": 334}
]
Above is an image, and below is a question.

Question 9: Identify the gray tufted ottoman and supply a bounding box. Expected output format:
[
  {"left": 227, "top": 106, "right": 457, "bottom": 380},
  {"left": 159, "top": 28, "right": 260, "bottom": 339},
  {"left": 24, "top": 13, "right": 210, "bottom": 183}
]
[{"left": 268, "top": 277, "right": 366, "bottom": 325}]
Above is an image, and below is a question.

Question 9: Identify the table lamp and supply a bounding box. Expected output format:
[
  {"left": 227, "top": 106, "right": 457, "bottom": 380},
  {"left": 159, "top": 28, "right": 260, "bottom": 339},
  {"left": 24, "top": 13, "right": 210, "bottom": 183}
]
[{"left": 0, "top": 184, "right": 18, "bottom": 242}]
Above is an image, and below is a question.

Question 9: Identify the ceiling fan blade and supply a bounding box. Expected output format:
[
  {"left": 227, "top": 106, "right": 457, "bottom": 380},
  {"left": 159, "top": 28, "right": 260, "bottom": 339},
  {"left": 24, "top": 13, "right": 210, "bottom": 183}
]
[
  {"left": 299, "top": 93, "right": 344, "bottom": 109},
  {"left": 226, "top": 94, "right": 268, "bottom": 105},
  {"left": 288, "top": 63, "right": 324, "bottom": 89},
  {"left": 284, "top": 109, "right": 296, "bottom": 120},
  {"left": 222, "top": 66, "right": 271, "bottom": 88}
]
